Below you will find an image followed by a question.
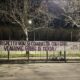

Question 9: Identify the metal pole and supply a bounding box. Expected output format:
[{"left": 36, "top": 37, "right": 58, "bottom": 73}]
[
  {"left": 25, "top": 30, "right": 30, "bottom": 62},
  {"left": 27, "top": 51, "right": 29, "bottom": 62},
  {"left": 8, "top": 33, "right": 10, "bottom": 61},
  {"left": 64, "top": 42, "right": 66, "bottom": 62},
  {"left": 64, "top": 51, "right": 66, "bottom": 63},
  {"left": 71, "top": 31, "right": 72, "bottom": 41},
  {"left": 34, "top": 31, "right": 35, "bottom": 41},
  {"left": 46, "top": 51, "right": 48, "bottom": 62},
  {"left": 8, "top": 51, "right": 10, "bottom": 61},
  {"left": 34, "top": 31, "right": 36, "bottom": 59},
  {"left": 46, "top": 34, "right": 48, "bottom": 62}
]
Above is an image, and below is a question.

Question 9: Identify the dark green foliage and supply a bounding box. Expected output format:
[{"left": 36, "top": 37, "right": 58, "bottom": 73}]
[
  {"left": 0, "top": 23, "right": 26, "bottom": 40},
  {"left": 28, "top": 28, "right": 80, "bottom": 41}
]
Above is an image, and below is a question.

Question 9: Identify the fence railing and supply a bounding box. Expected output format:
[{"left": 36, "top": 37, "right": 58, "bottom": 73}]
[{"left": 0, "top": 41, "right": 80, "bottom": 62}]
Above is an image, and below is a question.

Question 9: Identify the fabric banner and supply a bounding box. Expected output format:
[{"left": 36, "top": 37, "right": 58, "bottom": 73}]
[{"left": 0, "top": 41, "right": 80, "bottom": 51}]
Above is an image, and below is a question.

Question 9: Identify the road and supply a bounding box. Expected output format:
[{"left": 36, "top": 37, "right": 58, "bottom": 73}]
[{"left": 0, "top": 63, "right": 80, "bottom": 80}]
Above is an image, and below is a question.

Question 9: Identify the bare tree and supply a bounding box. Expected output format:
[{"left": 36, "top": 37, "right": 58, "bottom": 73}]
[{"left": 0, "top": 0, "right": 29, "bottom": 40}]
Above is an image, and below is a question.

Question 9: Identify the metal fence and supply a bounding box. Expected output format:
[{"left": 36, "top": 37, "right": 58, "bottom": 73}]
[{"left": 0, "top": 41, "right": 80, "bottom": 63}]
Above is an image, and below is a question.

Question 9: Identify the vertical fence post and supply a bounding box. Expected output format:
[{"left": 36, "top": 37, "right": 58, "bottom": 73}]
[
  {"left": 34, "top": 31, "right": 36, "bottom": 61},
  {"left": 8, "top": 40, "right": 10, "bottom": 61},
  {"left": 71, "top": 31, "right": 73, "bottom": 41},
  {"left": 26, "top": 51, "right": 29, "bottom": 62},
  {"left": 64, "top": 42, "right": 66, "bottom": 63},
  {"left": 64, "top": 51, "right": 66, "bottom": 62},
  {"left": 46, "top": 51, "right": 48, "bottom": 62},
  {"left": 46, "top": 41, "right": 48, "bottom": 62},
  {"left": 28, "top": 51, "right": 29, "bottom": 62},
  {"left": 8, "top": 50, "right": 10, "bottom": 61}
]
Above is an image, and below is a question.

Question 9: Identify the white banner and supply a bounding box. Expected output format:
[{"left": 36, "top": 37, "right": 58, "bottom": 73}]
[{"left": 0, "top": 41, "right": 80, "bottom": 51}]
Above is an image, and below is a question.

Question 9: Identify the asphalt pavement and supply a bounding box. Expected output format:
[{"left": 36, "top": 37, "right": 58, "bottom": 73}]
[{"left": 0, "top": 63, "right": 80, "bottom": 80}]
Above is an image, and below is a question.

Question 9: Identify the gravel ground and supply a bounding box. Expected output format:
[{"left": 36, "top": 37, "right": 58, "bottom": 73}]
[{"left": 0, "top": 63, "right": 80, "bottom": 80}]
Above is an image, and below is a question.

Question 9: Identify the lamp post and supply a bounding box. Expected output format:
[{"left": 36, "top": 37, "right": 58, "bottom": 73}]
[{"left": 26, "top": 19, "right": 32, "bottom": 62}]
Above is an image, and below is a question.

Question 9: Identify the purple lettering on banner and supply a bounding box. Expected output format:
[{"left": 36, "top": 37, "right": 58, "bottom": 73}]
[{"left": 0, "top": 41, "right": 79, "bottom": 51}]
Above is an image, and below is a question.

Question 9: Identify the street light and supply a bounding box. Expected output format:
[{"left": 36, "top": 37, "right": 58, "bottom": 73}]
[
  {"left": 25, "top": 20, "right": 32, "bottom": 40},
  {"left": 28, "top": 20, "right": 32, "bottom": 25}
]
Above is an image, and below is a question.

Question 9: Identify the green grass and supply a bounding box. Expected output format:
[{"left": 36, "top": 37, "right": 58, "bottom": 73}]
[
  {"left": 66, "top": 53, "right": 80, "bottom": 57},
  {"left": 0, "top": 53, "right": 26, "bottom": 58},
  {"left": 0, "top": 51, "right": 80, "bottom": 58}
]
